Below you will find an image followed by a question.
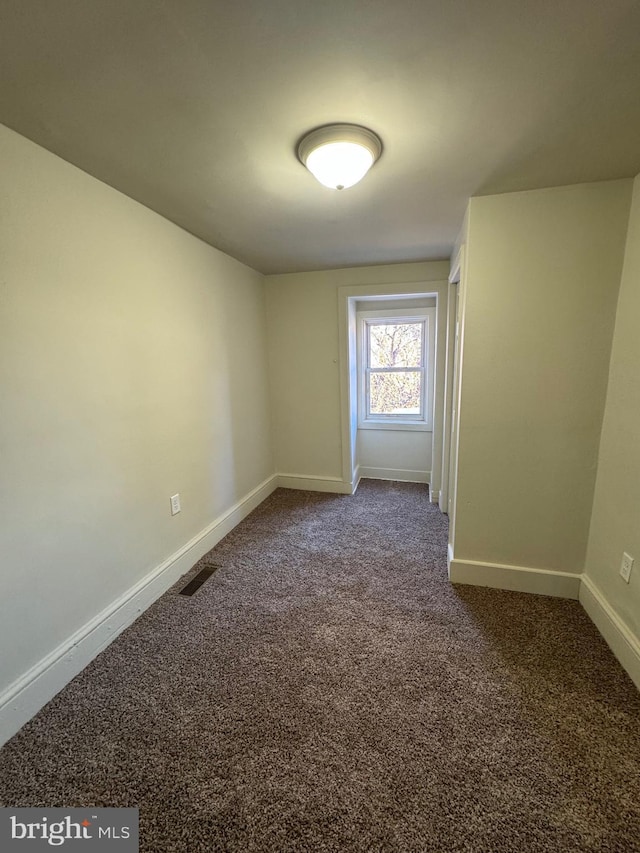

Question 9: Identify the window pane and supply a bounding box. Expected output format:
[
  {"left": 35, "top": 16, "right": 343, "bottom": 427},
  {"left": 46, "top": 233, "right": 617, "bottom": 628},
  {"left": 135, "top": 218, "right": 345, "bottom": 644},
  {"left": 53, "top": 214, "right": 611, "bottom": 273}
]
[
  {"left": 369, "top": 322, "right": 422, "bottom": 368},
  {"left": 369, "top": 371, "right": 422, "bottom": 416}
]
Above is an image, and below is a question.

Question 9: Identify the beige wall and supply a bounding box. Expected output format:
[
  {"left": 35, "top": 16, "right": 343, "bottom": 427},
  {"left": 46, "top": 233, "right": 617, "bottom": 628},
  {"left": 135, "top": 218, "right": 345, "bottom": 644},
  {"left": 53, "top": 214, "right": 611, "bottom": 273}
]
[
  {"left": 358, "top": 429, "right": 432, "bottom": 477},
  {"left": 584, "top": 175, "right": 640, "bottom": 640},
  {"left": 0, "top": 124, "right": 274, "bottom": 695},
  {"left": 454, "top": 180, "right": 632, "bottom": 573},
  {"left": 265, "top": 262, "right": 449, "bottom": 482}
]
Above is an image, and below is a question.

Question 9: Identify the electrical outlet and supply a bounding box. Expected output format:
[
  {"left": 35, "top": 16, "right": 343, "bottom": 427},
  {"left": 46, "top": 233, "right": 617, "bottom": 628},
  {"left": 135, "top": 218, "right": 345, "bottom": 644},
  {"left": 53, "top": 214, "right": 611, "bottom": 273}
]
[
  {"left": 170, "top": 494, "right": 181, "bottom": 516},
  {"left": 620, "top": 552, "right": 634, "bottom": 584}
]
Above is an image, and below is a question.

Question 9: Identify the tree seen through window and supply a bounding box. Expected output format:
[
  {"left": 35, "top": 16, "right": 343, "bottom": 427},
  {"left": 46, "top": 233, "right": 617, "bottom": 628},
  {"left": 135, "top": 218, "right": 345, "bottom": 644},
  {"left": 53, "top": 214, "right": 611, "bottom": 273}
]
[{"left": 367, "top": 322, "right": 423, "bottom": 416}]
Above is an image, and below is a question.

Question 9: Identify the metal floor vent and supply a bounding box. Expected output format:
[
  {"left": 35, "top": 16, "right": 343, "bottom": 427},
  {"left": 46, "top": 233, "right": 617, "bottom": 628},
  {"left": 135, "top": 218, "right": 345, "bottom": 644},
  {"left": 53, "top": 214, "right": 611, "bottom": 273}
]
[{"left": 179, "top": 566, "right": 218, "bottom": 596}]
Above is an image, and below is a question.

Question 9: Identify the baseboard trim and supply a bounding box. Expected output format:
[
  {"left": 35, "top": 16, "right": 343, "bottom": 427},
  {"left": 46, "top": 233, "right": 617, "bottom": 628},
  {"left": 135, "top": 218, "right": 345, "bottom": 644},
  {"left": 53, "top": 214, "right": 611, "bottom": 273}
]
[
  {"left": 447, "top": 547, "right": 639, "bottom": 690},
  {"left": 430, "top": 489, "right": 441, "bottom": 505},
  {"left": 0, "top": 474, "right": 278, "bottom": 748},
  {"left": 359, "top": 467, "right": 430, "bottom": 484},
  {"left": 579, "top": 575, "right": 640, "bottom": 691},
  {"left": 277, "top": 473, "right": 352, "bottom": 494},
  {"left": 448, "top": 546, "right": 581, "bottom": 599}
]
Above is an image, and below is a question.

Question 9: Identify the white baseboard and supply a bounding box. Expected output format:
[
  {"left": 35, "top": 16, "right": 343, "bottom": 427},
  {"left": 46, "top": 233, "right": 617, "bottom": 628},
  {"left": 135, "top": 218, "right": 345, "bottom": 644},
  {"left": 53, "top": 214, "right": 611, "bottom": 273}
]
[
  {"left": 3, "top": 484, "right": 636, "bottom": 747},
  {"left": 448, "top": 545, "right": 581, "bottom": 599},
  {"left": 351, "top": 465, "right": 362, "bottom": 495},
  {"left": 0, "top": 474, "right": 278, "bottom": 748},
  {"left": 430, "top": 489, "right": 441, "bottom": 505},
  {"left": 277, "top": 473, "right": 352, "bottom": 494},
  {"left": 447, "top": 547, "right": 639, "bottom": 690},
  {"left": 358, "top": 467, "right": 430, "bottom": 484},
  {"left": 579, "top": 575, "right": 640, "bottom": 691}
]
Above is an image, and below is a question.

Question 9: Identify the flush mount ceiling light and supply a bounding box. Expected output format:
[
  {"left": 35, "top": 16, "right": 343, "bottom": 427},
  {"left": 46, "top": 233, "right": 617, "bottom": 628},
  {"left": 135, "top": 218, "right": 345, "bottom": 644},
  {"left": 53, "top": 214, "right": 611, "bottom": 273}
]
[{"left": 297, "top": 124, "right": 382, "bottom": 190}]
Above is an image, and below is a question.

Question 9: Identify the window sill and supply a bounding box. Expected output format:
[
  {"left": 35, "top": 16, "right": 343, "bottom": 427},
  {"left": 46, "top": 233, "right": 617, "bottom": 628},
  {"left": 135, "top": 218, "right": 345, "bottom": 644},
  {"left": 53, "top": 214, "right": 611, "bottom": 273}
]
[{"left": 358, "top": 420, "right": 432, "bottom": 432}]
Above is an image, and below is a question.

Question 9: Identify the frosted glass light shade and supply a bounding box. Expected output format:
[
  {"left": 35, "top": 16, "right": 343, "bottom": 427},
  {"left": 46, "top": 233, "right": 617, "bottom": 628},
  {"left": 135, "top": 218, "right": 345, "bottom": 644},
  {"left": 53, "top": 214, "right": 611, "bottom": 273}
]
[
  {"left": 298, "top": 125, "right": 382, "bottom": 190},
  {"left": 306, "top": 142, "right": 373, "bottom": 189}
]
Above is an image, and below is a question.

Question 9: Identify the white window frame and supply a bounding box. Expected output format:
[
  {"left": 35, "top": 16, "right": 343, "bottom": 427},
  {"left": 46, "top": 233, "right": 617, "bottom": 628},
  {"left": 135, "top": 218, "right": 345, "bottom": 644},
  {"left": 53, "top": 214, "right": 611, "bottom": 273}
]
[{"left": 357, "top": 307, "right": 436, "bottom": 431}]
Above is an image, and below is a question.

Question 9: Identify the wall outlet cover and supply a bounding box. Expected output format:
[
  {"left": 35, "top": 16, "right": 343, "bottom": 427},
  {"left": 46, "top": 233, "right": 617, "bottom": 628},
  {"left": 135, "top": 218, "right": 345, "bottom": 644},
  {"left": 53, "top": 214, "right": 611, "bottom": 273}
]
[
  {"left": 620, "top": 552, "right": 634, "bottom": 583},
  {"left": 170, "top": 494, "right": 181, "bottom": 516}
]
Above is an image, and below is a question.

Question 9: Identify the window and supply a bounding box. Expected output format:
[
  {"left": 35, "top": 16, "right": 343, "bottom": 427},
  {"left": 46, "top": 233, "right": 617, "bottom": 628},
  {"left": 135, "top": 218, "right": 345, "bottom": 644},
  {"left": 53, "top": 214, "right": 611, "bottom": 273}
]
[{"left": 357, "top": 307, "right": 435, "bottom": 430}]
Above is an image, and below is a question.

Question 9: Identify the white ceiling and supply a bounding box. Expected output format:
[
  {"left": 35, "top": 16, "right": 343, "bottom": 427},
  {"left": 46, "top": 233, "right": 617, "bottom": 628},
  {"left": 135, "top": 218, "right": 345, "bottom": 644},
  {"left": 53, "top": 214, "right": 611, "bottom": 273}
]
[{"left": 1, "top": 0, "right": 640, "bottom": 274}]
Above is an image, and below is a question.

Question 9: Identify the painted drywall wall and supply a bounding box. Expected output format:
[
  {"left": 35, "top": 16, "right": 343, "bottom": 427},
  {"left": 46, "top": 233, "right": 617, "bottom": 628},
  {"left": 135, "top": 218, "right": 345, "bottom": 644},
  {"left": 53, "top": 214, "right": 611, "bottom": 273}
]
[
  {"left": 584, "top": 174, "right": 640, "bottom": 642},
  {"left": 355, "top": 298, "right": 436, "bottom": 311},
  {"left": 453, "top": 180, "right": 631, "bottom": 575},
  {"left": 265, "top": 263, "right": 449, "bottom": 485},
  {"left": 358, "top": 430, "right": 432, "bottom": 480},
  {"left": 0, "top": 124, "right": 274, "bottom": 698}
]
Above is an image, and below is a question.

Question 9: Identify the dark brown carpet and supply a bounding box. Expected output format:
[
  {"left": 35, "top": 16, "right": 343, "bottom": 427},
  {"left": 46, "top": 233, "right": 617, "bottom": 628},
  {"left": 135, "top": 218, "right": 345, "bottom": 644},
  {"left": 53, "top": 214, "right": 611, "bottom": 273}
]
[{"left": 1, "top": 481, "right": 639, "bottom": 852}]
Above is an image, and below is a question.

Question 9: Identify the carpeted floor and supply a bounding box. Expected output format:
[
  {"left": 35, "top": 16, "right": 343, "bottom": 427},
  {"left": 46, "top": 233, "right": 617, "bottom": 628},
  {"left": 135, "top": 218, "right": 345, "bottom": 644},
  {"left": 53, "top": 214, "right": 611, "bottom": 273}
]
[{"left": 1, "top": 481, "right": 639, "bottom": 852}]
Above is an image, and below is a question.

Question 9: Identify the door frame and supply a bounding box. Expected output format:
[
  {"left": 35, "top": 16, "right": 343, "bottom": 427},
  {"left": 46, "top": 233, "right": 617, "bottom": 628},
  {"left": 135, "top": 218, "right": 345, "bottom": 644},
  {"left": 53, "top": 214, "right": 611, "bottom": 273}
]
[{"left": 444, "top": 246, "right": 467, "bottom": 559}]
